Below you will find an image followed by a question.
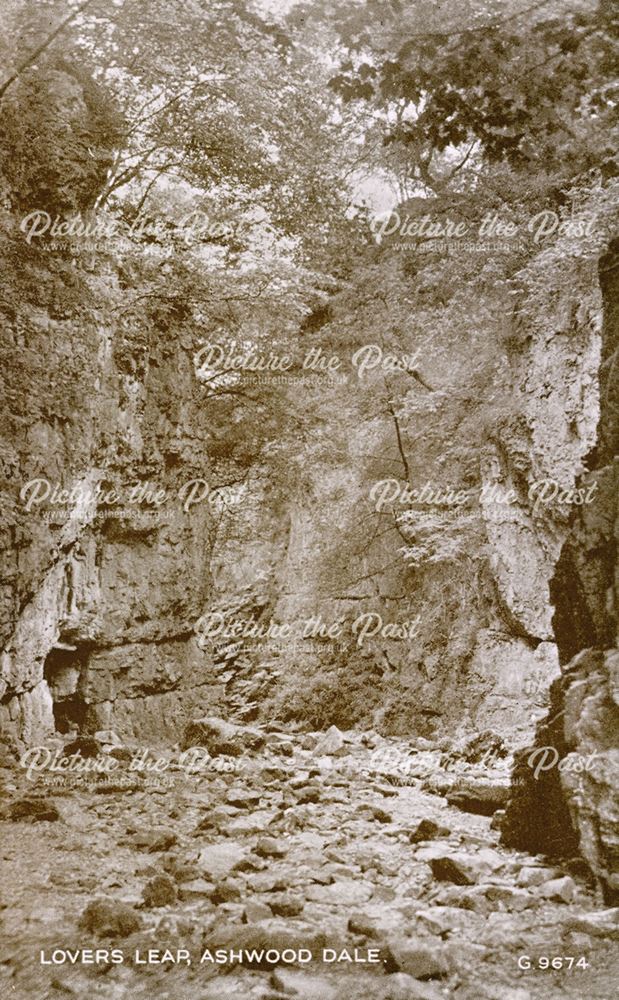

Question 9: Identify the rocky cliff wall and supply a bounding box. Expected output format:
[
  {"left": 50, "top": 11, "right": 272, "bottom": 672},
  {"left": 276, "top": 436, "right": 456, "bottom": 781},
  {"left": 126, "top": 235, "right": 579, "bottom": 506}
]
[
  {"left": 501, "top": 237, "right": 619, "bottom": 904},
  {"left": 200, "top": 245, "right": 604, "bottom": 748},
  {"left": 0, "top": 219, "right": 608, "bottom": 751},
  {"left": 0, "top": 236, "right": 221, "bottom": 745}
]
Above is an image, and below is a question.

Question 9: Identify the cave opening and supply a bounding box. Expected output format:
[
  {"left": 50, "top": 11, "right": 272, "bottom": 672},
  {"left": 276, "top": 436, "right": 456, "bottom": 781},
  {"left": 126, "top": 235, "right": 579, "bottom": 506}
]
[{"left": 43, "top": 643, "right": 89, "bottom": 734}]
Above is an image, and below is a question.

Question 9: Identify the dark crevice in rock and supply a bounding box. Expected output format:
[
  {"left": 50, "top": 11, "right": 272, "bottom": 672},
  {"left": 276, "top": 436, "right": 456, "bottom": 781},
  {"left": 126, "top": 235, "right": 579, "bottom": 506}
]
[
  {"left": 500, "top": 676, "right": 580, "bottom": 859},
  {"left": 44, "top": 643, "right": 90, "bottom": 735},
  {"left": 73, "top": 629, "right": 197, "bottom": 653},
  {"left": 549, "top": 541, "right": 614, "bottom": 665}
]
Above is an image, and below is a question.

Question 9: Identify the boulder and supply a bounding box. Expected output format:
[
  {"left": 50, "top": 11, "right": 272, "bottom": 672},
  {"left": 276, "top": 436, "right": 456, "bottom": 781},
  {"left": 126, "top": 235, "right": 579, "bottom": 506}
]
[
  {"left": 8, "top": 798, "right": 60, "bottom": 822},
  {"left": 482, "top": 885, "right": 534, "bottom": 911},
  {"left": 126, "top": 828, "right": 176, "bottom": 853},
  {"left": 255, "top": 836, "right": 289, "bottom": 858},
  {"left": 196, "top": 805, "right": 238, "bottom": 832},
  {"left": 248, "top": 877, "right": 288, "bottom": 897},
  {"left": 408, "top": 819, "right": 451, "bottom": 844},
  {"left": 429, "top": 885, "right": 490, "bottom": 914},
  {"left": 269, "top": 893, "right": 304, "bottom": 916},
  {"left": 305, "top": 880, "right": 373, "bottom": 905},
  {"left": 564, "top": 907, "right": 619, "bottom": 940},
  {"left": 225, "top": 810, "right": 278, "bottom": 836},
  {"left": 516, "top": 866, "right": 558, "bottom": 887},
  {"left": 538, "top": 875, "right": 576, "bottom": 903},
  {"left": 142, "top": 873, "right": 177, "bottom": 907},
  {"left": 294, "top": 785, "right": 322, "bottom": 804},
  {"left": 356, "top": 803, "right": 393, "bottom": 823},
  {"left": 177, "top": 878, "right": 215, "bottom": 901},
  {"left": 79, "top": 898, "right": 142, "bottom": 938},
  {"left": 271, "top": 969, "right": 337, "bottom": 1000},
  {"left": 225, "top": 787, "right": 261, "bottom": 808},
  {"left": 348, "top": 913, "right": 379, "bottom": 937},
  {"left": 446, "top": 779, "right": 510, "bottom": 816},
  {"left": 382, "top": 939, "right": 450, "bottom": 980},
  {"left": 94, "top": 730, "right": 122, "bottom": 746},
  {"left": 313, "top": 725, "right": 345, "bottom": 756},
  {"left": 429, "top": 850, "right": 502, "bottom": 886},
  {"left": 198, "top": 842, "right": 247, "bottom": 879},
  {"left": 372, "top": 885, "right": 397, "bottom": 903},
  {"left": 181, "top": 716, "right": 265, "bottom": 756},
  {"left": 243, "top": 900, "right": 273, "bottom": 923},
  {"left": 210, "top": 880, "right": 242, "bottom": 904},
  {"left": 202, "top": 922, "right": 332, "bottom": 968}
]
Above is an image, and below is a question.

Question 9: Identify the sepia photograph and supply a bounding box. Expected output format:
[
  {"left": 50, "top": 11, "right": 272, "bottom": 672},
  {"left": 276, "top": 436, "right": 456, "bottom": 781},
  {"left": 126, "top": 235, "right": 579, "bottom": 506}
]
[{"left": 0, "top": 1, "right": 617, "bottom": 998}]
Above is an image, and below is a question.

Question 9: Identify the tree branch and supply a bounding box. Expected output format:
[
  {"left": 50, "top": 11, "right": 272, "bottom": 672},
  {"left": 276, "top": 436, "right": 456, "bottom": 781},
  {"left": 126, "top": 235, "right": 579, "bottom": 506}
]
[
  {"left": 0, "top": 0, "right": 101, "bottom": 102},
  {"left": 388, "top": 405, "right": 411, "bottom": 484}
]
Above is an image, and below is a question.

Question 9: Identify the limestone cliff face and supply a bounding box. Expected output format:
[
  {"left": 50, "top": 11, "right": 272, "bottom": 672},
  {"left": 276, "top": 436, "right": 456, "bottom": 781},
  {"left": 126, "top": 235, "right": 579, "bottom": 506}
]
[
  {"left": 0, "top": 222, "right": 608, "bottom": 751},
  {"left": 469, "top": 257, "right": 602, "bottom": 741},
  {"left": 0, "top": 65, "right": 612, "bottom": 754},
  {"left": 220, "top": 260, "right": 603, "bottom": 745},
  {"left": 502, "top": 238, "right": 619, "bottom": 904},
  {"left": 479, "top": 289, "right": 601, "bottom": 646},
  {"left": 0, "top": 243, "right": 220, "bottom": 745}
]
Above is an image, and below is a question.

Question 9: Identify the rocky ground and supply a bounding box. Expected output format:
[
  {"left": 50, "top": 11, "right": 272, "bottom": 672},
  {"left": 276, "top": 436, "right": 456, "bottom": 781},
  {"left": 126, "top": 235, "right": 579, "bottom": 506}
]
[{"left": 0, "top": 720, "right": 617, "bottom": 1000}]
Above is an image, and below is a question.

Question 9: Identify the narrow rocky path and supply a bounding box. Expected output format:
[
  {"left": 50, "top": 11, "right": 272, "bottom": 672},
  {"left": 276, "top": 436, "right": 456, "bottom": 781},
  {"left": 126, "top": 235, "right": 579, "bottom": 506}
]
[{"left": 1, "top": 723, "right": 617, "bottom": 1000}]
